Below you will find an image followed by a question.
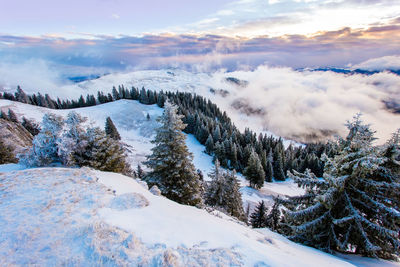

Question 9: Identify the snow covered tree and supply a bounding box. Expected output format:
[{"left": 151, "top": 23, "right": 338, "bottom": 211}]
[
  {"left": 0, "top": 136, "right": 17, "bottom": 164},
  {"left": 284, "top": 115, "right": 400, "bottom": 259},
  {"left": 23, "top": 114, "right": 64, "bottom": 166},
  {"left": 250, "top": 201, "right": 267, "bottom": 228},
  {"left": 83, "top": 127, "right": 130, "bottom": 174},
  {"left": 244, "top": 151, "right": 265, "bottom": 189},
  {"left": 105, "top": 116, "right": 121, "bottom": 140},
  {"left": 205, "top": 159, "right": 225, "bottom": 207},
  {"left": 145, "top": 100, "right": 203, "bottom": 206},
  {"left": 225, "top": 170, "right": 246, "bottom": 221},
  {"left": 273, "top": 149, "right": 285, "bottom": 181},
  {"left": 57, "top": 111, "right": 87, "bottom": 166},
  {"left": 265, "top": 150, "right": 274, "bottom": 182},
  {"left": 19, "top": 113, "right": 64, "bottom": 166},
  {"left": 205, "top": 134, "right": 214, "bottom": 154},
  {"left": 265, "top": 199, "right": 282, "bottom": 232}
]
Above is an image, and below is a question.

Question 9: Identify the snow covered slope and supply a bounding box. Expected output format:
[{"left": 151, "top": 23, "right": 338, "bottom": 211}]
[
  {"left": 0, "top": 99, "right": 304, "bottom": 208},
  {"left": 0, "top": 165, "right": 355, "bottom": 266}
]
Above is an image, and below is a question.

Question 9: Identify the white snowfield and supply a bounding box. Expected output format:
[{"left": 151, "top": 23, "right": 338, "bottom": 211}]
[{"left": 0, "top": 165, "right": 354, "bottom": 267}]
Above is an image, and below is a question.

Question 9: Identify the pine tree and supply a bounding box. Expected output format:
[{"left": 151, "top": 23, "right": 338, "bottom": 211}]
[
  {"left": 244, "top": 151, "right": 265, "bottom": 189},
  {"left": 0, "top": 136, "right": 17, "bottom": 164},
  {"left": 145, "top": 100, "right": 203, "bottom": 206},
  {"left": 284, "top": 115, "right": 400, "bottom": 259},
  {"left": 265, "top": 199, "right": 281, "bottom": 232},
  {"left": 273, "top": 149, "right": 286, "bottom": 181},
  {"left": 250, "top": 201, "right": 267, "bottom": 228},
  {"left": 105, "top": 117, "right": 121, "bottom": 140},
  {"left": 83, "top": 127, "right": 130, "bottom": 174},
  {"left": 205, "top": 159, "right": 225, "bottom": 207},
  {"left": 225, "top": 170, "right": 246, "bottom": 221},
  {"left": 265, "top": 150, "right": 274, "bottom": 182},
  {"left": 205, "top": 134, "right": 214, "bottom": 154}
]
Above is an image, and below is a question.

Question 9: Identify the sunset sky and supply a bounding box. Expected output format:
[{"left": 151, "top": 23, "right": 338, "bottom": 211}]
[{"left": 1, "top": 0, "right": 399, "bottom": 74}]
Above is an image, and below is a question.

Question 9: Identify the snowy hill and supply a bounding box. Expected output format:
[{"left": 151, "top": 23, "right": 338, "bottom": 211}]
[
  {"left": 0, "top": 99, "right": 303, "bottom": 209},
  {"left": 0, "top": 165, "right": 356, "bottom": 266}
]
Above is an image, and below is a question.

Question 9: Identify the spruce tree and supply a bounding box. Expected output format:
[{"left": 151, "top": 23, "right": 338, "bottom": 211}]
[
  {"left": 105, "top": 117, "right": 121, "bottom": 140},
  {"left": 83, "top": 127, "right": 130, "bottom": 174},
  {"left": 244, "top": 151, "right": 265, "bottom": 189},
  {"left": 250, "top": 201, "right": 267, "bottom": 228},
  {"left": 265, "top": 199, "right": 281, "bottom": 232},
  {"left": 145, "top": 100, "right": 203, "bottom": 206},
  {"left": 265, "top": 150, "right": 274, "bottom": 182},
  {"left": 284, "top": 115, "right": 400, "bottom": 259},
  {"left": 225, "top": 170, "right": 246, "bottom": 221},
  {"left": 273, "top": 149, "right": 285, "bottom": 181}
]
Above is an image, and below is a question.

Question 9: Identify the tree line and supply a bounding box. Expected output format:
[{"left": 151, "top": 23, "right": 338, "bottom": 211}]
[{"left": 1, "top": 86, "right": 333, "bottom": 187}]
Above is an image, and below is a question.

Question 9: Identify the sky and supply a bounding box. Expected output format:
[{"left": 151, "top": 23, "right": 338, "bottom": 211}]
[
  {"left": 1, "top": 0, "right": 399, "bottom": 142},
  {"left": 0, "top": 0, "right": 399, "bottom": 75}
]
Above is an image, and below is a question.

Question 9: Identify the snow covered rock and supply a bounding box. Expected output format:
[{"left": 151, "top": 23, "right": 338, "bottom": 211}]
[
  {"left": 109, "top": 193, "right": 149, "bottom": 210},
  {"left": 150, "top": 185, "right": 161, "bottom": 196}
]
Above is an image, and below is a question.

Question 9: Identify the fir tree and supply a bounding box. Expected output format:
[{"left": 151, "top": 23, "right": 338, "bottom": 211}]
[
  {"left": 83, "top": 127, "right": 130, "bottom": 174},
  {"left": 225, "top": 170, "right": 246, "bottom": 221},
  {"left": 250, "top": 201, "right": 267, "bottom": 228},
  {"left": 145, "top": 100, "right": 203, "bottom": 206},
  {"left": 265, "top": 199, "right": 281, "bottom": 232},
  {"left": 273, "top": 149, "right": 286, "bottom": 181},
  {"left": 244, "top": 151, "right": 265, "bottom": 189},
  {"left": 265, "top": 150, "right": 274, "bottom": 182},
  {"left": 205, "top": 134, "right": 214, "bottom": 154},
  {"left": 105, "top": 117, "right": 121, "bottom": 140},
  {"left": 284, "top": 115, "right": 400, "bottom": 259}
]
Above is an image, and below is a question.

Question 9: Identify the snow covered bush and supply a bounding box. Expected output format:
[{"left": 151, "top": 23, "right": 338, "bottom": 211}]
[
  {"left": 284, "top": 114, "right": 400, "bottom": 260},
  {"left": 19, "top": 113, "right": 64, "bottom": 166},
  {"left": 19, "top": 112, "right": 131, "bottom": 175}
]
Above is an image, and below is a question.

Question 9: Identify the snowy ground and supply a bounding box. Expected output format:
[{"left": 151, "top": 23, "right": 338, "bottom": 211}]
[{"left": 0, "top": 165, "right": 368, "bottom": 266}]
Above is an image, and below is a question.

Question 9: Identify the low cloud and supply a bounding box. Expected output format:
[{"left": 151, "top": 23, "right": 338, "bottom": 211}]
[
  {"left": 207, "top": 66, "right": 400, "bottom": 144},
  {"left": 352, "top": 55, "right": 400, "bottom": 70}
]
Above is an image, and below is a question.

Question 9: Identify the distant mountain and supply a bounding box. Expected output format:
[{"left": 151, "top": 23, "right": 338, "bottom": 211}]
[{"left": 299, "top": 67, "right": 400, "bottom": 76}]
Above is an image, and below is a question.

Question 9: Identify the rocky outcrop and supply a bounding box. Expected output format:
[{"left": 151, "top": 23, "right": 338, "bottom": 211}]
[{"left": 0, "top": 118, "right": 33, "bottom": 154}]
